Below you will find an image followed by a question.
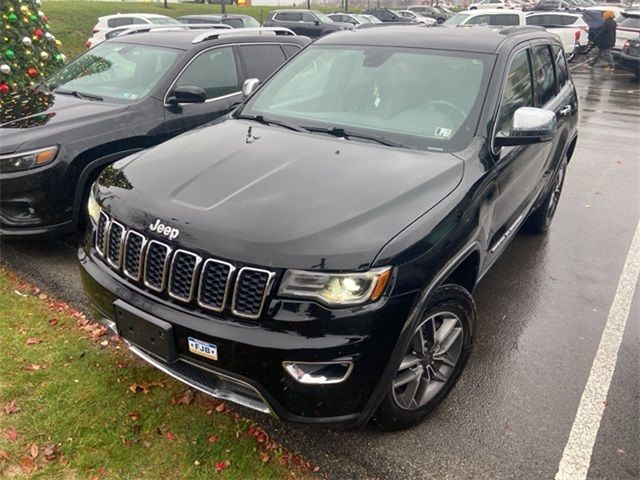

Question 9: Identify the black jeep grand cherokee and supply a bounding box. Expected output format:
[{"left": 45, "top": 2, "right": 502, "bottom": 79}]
[{"left": 80, "top": 26, "right": 578, "bottom": 430}]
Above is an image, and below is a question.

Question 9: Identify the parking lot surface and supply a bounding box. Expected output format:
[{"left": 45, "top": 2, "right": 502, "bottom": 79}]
[{"left": 1, "top": 68, "right": 638, "bottom": 480}]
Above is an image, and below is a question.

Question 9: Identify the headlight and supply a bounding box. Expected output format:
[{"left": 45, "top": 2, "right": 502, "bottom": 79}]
[
  {"left": 279, "top": 267, "right": 392, "bottom": 306},
  {"left": 86, "top": 183, "right": 101, "bottom": 225},
  {"left": 0, "top": 146, "right": 58, "bottom": 173}
]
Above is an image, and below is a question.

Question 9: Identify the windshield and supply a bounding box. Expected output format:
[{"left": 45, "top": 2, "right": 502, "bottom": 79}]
[
  {"left": 364, "top": 14, "right": 383, "bottom": 23},
  {"left": 150, "top": 17, "right": 180, "bottom": 25},
  {"left": 46, "top": 42, "right": 180, "bottom": 102},
  {"left": 242, "top": 16, "right": 261, "bottom": 27},
  {"left": 445, "top": 13, "right": 469, "bottom": 25},
  {"left": 241, "top": 45, "right": 491, "bottom": 152}
]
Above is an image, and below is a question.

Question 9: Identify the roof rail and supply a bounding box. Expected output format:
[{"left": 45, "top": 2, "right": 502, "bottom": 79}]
[
  {"left": 116, "top": 23, "right": 232, "bottom": 38},
  {"left": 498, "top": 26, "right": 546, "bottom": 35},
  {"left": 191, "top": 27, "right": 296, "bottom": 44}
]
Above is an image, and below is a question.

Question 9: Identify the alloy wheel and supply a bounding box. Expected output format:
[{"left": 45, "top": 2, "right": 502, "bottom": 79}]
[{"left": 392, "top": 311, "right": 464, "bottom": 410}]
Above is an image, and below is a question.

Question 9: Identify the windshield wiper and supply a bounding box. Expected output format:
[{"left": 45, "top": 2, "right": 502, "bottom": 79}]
[
  {"left": 304, "top": 126, "right": 410, "bottom": 149},
  {"left": 54, "top": 89, "right": 103, "bottom": 101},
  {"left": 236, "top": 114, "right": 308, "bottom": 133}
]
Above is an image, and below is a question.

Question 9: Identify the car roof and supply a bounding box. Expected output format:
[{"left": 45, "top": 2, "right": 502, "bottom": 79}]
[
  {"left": 99, "top": 13, "right": 169, "bottom": 20},
  {"left": 272, "top": 9, "right": 321, "bottom": 12},
  {"left": 110, "top": 29, "right": 308, "bottom": 50},
  {"left": 458, "top": 9, "right": 525, "bottom": 14},
  {"left": 314, "top": 25, "right": 558, "bottom": 53},
  {"left": 178, "top": 14, "right": 250, "bottom": 19}
]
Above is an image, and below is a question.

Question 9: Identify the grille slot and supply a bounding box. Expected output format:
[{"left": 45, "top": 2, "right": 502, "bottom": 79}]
[
  {"left": 232, "top": 267, "right": 275, "bottom": 319},
  {"left": 198, "top": 259, "right": 235, "bottom": 312},
  {"left": 106, "top": 221, "right": 125, "bottom": 269},
  {"left": 144, "top": 240, "right": 172, "bottom": 292},
  {"left": 123, "top": 230, "right": 147, "bottom": 281},
  {"left": 95, "top": 211, "right": 109, "bottom": 256},
  {"left": 168, "top": 250, "right": 202, "bottom": 302}
]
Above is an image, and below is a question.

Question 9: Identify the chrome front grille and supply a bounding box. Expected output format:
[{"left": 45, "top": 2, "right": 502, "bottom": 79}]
[{"left": 94, "top": 212, "right": 274, "bottom": 320}]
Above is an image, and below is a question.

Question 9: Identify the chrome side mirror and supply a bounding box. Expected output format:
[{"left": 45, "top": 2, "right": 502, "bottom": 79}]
[
  {"left": 242, "top": 78, "right": 260, "bottom": 99},
  {"left": 495, "top": 106, "right": 557, "bottom": 147}
]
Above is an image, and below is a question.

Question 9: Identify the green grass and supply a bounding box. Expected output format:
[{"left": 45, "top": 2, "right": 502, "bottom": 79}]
[
  {"left": 0, "top": 267, "right": 316, "bottom": 479},
  {"left": 42, "top": 1, "right": 349, "bottom": 59}
]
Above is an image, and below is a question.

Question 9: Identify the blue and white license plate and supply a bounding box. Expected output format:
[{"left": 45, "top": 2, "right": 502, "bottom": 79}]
[{"left": 188, "top": 337, "right": 218, "bottom": 361}]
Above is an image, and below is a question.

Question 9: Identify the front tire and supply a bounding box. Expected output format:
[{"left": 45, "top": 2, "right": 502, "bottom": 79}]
[
  {"left": 524, "top": 159, "right": 567, "bottom": 234},
  {"left": 374, "top": 284, "right": 476, "bottom": 431}
]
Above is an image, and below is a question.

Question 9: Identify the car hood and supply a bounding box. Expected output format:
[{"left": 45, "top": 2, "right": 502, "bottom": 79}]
[
  {"left": 0, "top": 89, "right": 129, "bottom": 154},
  {"left": 98, "top": 119, "right": 463, "bottom": 270}
]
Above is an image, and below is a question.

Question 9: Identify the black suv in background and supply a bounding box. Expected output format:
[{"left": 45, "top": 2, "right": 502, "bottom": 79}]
[
  {"left": 80, "top": 26, "right": 578, "bottom": 430},
  {"left": 263, "top": 9, "right": 353, "bottom": 37},
  {"left": 362, "top": 8, "right": 415, "bottom": 22},
  {"left": 0, "top": 29, "right": 309, "bottom": 237}
]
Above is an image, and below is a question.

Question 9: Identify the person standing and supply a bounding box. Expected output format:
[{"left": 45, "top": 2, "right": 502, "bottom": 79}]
[{"left": 587, "top": 10, "right": 617, "bottom": 71}]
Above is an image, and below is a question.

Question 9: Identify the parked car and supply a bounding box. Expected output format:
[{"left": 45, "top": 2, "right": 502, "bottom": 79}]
[
  {"left": 614, "top": 12, "right": 640, "bottom": 51},
  {"left": 328, "top": 13, "right": 374, "bottom": 25},
  {"left": 526, "top": 11, "right": 590, "bottom": 52},
  {"left": 468, "top": 0, "right": 519, "bottom": 10},
  {"left": 177, "top": 14, "right": 260, "bottom": 28},
  {"left": 359, "top": 14, "right": 384, "bottom": 23},
  {"left": 80, "top": 25, "right": 577, "bottom": 430},
  {"left": 397, "top": 10, "right": 438, "bottom": 24},
  {"left": 619, "top": 37, "right": 640, "bottom": 77},
  {"left": 446, "top": 10, "right": 583, "bottom": 56},
  {"left": 361, "top": 8, "right": 415, "bottom": 22},
  {"left": 406, "top": 5, "right": 452, "bottom": 22},
  {"left": 91, "top": 13, "right": 180, "bottom": 45},
  {"left": 263, "top": 9, "right": 352, "bottom": 37},
  {"left": 0, "top": 29, "right": 309, "bottom": 237}
]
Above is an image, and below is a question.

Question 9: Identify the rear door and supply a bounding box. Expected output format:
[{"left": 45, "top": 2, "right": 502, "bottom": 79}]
[
  {"left": 163, "top": 46, "right": 242, "bottom": 137},
  {"left": 236, "top": 43, "right": 288, "bottom": 82}
]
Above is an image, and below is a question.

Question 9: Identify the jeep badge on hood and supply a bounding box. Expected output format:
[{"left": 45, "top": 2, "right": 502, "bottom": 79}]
[{"left": 149, "top": 219, "right": 179, "bottom": 241}]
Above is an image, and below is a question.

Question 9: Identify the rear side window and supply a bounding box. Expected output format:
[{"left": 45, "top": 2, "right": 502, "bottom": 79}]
[
  {"left": 467, "top": 14, "right": 491, "bottom": 25},
  {"left": 531, "top": 45, "right": 556, "bottom": 105},
  {"left": 222, "top": 18, "right": 243, "bottom": 28},
  {"left": 497, "top": 49, "right": 533, "bottom": 133},
  {"left": 239, "top": 44, "right": 287, "bottom": 81},
  {"left": 302, "top": 12, "right": 317, "bottom": 22},
  {"left": 620, "top": 17, "right": 640, "bottom": 29},
  {"left": 108, "top": 17, "right": 134, "bottom": 28},
  {"left": 490, "top": 14, "right": 519, "bottom": 26},
  {"left": 175, "top": 46, "right": 240, "bottom": 100},
  {"left": 553, "top": 45, "right": 568, "bottom": 88}
]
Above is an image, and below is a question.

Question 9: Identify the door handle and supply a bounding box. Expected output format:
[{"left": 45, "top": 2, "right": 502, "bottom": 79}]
[{"left": 559, "top": 105, "right": 572, "bottom": 117}]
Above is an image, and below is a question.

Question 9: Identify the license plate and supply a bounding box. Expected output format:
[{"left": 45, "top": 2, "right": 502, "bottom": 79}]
[{"left": 188, "top": 337, "right": 218, "bottom": 361}]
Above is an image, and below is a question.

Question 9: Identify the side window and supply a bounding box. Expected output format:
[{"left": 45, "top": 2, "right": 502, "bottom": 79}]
[
  {"left": 467, "top": 15, "right": 491, "bottom": 25},
  {"left": 531, "top": 45, "right": 556, "bottom": 105},
  {"left": 108, "top": 17, "right": 134, "bottom": 28},
  {"left": 222, "top": 18, "right": 243, "bottom": 28},
  {"left": 282, "top": 44, "right": 302, "bottom": 58},
  {"left": 302, "top": 12, "right": 317, "bottom": 23},
  {"left": 526, "top": 16, "right": 543, "bottom": 25},
  {"left": 497, "top": 49, "right": 533, "bottom": 133},
  {"left": 491, "top": 14, "right": 519, "bottom": 26},
  {"left": 174, "top": 47, "right": 240, "bottom": 100},
  {"left": 239, "top": 44, "right": 287, "bottom": 81},
  {"left": 288, "top": 12, "right": 303, "bottom": 22},
  {"left": 274, "top": 12, "right": 287, "bottom": 21},
  {"left": 553, "top": 45, "right": 568, "bottom": 88},
  {"left": 131, "top": 18, "right": 148, "bottom": 25}
]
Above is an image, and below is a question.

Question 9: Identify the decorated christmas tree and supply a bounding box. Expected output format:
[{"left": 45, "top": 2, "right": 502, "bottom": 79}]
[{"left": 1, "top": 0, "right": 66, "bottom": 109}]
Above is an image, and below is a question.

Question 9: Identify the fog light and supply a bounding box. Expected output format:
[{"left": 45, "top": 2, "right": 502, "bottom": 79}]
[{"left": 283, "top": 361, "right": 353, "bottom": 385}]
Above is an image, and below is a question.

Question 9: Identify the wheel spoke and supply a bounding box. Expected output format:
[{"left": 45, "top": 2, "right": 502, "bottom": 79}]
[
  {"left": 412, "top": 326, "right": 427, "bottom": 356},
  {"left": 402, "top": 372, "right": 422, "bottom": 407},
  {"left": 393, "top": 368, "right": 421, "bottom": 389},
  {"left": 432, "top": 351, "right": 456, "bottom": 368},
  {"left": 435, "top": 326, "right": 462, "bottom": 357},
  {"left": 427, "top": 364, "right": 449, "bottom": 383},
  {"left": 398, "top": 354, "right": 420, "bottom": 371}
]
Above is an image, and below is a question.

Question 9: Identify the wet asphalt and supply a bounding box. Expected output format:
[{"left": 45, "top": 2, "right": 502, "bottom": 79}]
[{"left": 0, "top": 66, "right": 638, "bottom": 480}]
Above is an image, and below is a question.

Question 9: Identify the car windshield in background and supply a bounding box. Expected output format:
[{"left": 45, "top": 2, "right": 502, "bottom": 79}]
[
  {"left": 445, "top": 13, "right": 469, "bottom": 25},
  {"left": 316, "top": 12, "right": 334, "bottom": 22},
  {"left": 242, "top": 45, "right": 492, "bottom": 152},
  {"left": 242, "top": 16, "right": 261, "bottom": 27},
  {"left": 619, "top": 16, "right": 640, "bottom": 28},
  {"left": 46, "top": 42, "right": 180, "bottom": 102},
  {"left": 150, "top": 17, "right": 181, "bottom": 25}
]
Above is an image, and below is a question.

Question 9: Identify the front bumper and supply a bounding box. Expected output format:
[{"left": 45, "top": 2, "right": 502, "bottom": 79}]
[
  {"left": 79, "top": 246, "right": 418, "bottom": 427},
  {"left": 0, "top": 160, "right": 73, "bottom": 236}
]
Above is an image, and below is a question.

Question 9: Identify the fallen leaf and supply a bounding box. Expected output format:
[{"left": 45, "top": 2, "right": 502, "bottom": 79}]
[
  {"left": 38, "top": 293, "right": 48, "bottom": 300},
  {"left": 617, "top": 448, "right": 626, "bottom": 454},
  {"left": 21, "top": 455, "right": 36, "bottom": 474},
  {"left": 128, "top": 411, "right": 141, "bottom": 421},
  {"left": 207, "top": 435, "right": 218, "bottom": 444},
  {"left": 215, "top": 402, "right": 225, "bottom": 413},
  {"left": 90, "top": 325, "right": 108, "bottom": 338},
  {"left": 166, "top": 430, "right": 176, "bottom": 441},
  {"left": 26, "top": 337, "right": 41, "bottom": 345},
  {"left": 259, "top": 452, "right": 270, "bottom": 463},
  {"left": 29, "top": 443, "right": 38, "bottom": 458},
  {"left": 14, "top": 290, "right": 28, "bottom": 297},
  {"left": 215, "top": 460, "right": 230, "bottom": 472},
  {"left": 48, "top": 318, "right": 58, "bottom": 327},
  {"left": 2, "top": 401, "right": 21, "bottom": 415},
  {"left": 0, "top": 450, "right": 9, "bottom": 461},
  {"left": 41, "top": 444, "right": 58, "bottom": 461},
  {"left": 172, "top": 389, "right": 195, "bottom": 406},
  {"left": 129, "top": 380, "right": 164, "bottom": 394},
  {"left": 26, "top": 364, "right": 45, "bottom": 372},
  {"left": 194, "top": 460, "right": 200, "bottom": 466},
  {"left": 6, "top": 428, "right": 18, "bottom": 441}
]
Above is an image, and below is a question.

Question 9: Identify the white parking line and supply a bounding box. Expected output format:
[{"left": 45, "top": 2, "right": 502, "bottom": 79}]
[{"left": 555, "top": 220, "right": 640, "bottom": 480}]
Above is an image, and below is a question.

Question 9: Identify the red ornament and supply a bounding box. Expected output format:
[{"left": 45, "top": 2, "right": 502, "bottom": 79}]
[
  {"left": 34, "top": 28, "right": 44, "bottom": 39},
  {"left": 0, "top": 82, "right": 9, "bottom": 94},
  {"left": 27, "top": 67, "right": 39, "bottom": 78}
]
